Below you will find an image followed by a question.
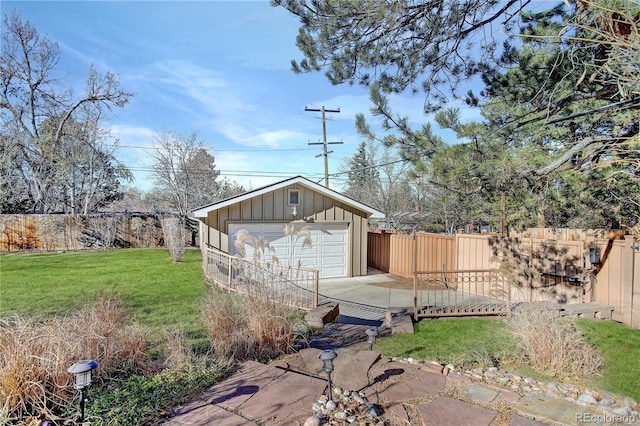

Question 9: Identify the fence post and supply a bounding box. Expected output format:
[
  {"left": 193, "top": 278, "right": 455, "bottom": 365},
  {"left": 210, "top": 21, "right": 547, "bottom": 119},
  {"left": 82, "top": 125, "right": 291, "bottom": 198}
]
[
  {"left": 314, "top": 270, "right": 319, "bottom": 309},
  {"left": 413, "top": 230, "right": 418, "bottom": 320},
  {"left": 506, "top": 274, "right": 512, "bottom": 318}
]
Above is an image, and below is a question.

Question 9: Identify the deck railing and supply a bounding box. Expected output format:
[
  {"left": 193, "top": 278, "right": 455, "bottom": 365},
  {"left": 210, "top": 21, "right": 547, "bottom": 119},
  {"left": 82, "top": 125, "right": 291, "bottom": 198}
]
[
  {"left": 203, "top": 245, "right": 319, "bottom": 310},
  {"left": 413, "top": 269, "right": 511, "bottom": 319}
]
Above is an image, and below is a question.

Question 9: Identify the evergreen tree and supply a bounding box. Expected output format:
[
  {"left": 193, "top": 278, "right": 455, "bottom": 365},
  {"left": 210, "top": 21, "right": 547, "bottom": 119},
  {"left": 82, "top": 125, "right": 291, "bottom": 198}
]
[{"left": 343, "top": 141, "right": 379, "bottom": 204}]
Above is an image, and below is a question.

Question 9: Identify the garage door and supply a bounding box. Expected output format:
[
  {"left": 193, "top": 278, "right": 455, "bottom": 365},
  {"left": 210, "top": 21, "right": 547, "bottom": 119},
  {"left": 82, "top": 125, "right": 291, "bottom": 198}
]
[{"left": 228, "top": 223, "right": 348, "bottom": 278}]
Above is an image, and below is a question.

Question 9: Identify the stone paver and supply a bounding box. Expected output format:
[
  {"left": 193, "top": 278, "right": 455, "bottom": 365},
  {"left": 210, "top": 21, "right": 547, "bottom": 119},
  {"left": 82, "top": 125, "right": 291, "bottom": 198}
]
[
  {"left": 205, "top": 361, "right": 281, "bottom": 410},
  {"left": 466, "top": 384, "right": 499, "bottom": 404},
  {"left": 386, "top": 403, "right": 411, "bottom": 425},
  {"left": 417, "top": 396, "right": 499, "bottom": 426},
  {"left": 168, "top": 403, "right": 254, "bottom": 425},
  {"left": 239, "top": 369, "right": 326, "bottom": 425},
  {"left": 517, "top": 394, "right": 602, "bottom": 426},
  {"left": 378, "top": 371, "right": 446, "bottom": 402},
  {"left": 510, "top": 414, "right": 551, "bottom": 426},
  {"left": 332, "top": 349, "right": 380, "bottom": 391}
]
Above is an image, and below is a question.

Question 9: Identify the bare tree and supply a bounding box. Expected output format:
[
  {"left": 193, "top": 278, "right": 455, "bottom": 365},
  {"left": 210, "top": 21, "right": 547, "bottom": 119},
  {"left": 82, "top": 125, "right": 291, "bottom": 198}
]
[
  {"left": 151, "top": 131, "right": 222, "bottom": 219},
  {"left": 0, "top": 11, "right": 132, "bottom": 213}
]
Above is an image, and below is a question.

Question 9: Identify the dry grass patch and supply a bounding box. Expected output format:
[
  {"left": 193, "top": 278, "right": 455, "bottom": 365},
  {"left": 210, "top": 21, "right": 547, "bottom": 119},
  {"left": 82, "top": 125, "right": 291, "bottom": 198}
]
[
  {"left": 202, "top": 287, "right": 307, "bottom": 362},
  {"left": 0, "top": 298, "right": 146, "bottom": 422},
  {"left": 507, "top": 307, "right": 604, "bottom": 378}
]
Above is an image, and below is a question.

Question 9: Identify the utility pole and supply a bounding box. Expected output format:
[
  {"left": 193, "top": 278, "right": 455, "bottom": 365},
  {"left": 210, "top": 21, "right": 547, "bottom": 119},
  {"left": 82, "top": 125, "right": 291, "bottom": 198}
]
[{"left": 305, "top": 106, "right": 342, "bottom": 187}]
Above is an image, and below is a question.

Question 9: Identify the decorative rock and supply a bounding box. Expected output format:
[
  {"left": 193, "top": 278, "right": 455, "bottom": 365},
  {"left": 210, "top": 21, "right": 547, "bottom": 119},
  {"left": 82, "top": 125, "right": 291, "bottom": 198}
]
[
  {"left": 303, "top": 415, "right": 321, "bottom": 426},
  {"left": 612, "top": 406, "right": 630, "bottom": 416},
  {"left": 334, "top": 411, "right": 347, "bottom": 420},
  {"left": 326, "top": 399, "right": 337, "bottom": 411},
  {"left": 623, "top": 397, "right": 639, "bottom": 409},
  {"left": 577, "top": 393, "right": 598, "bottom": 405}
]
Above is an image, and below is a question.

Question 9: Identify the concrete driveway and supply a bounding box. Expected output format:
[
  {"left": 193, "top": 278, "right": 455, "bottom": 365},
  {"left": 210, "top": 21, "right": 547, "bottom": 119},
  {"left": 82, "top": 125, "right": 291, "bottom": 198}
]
[{"left": 317, "top": 272, "right": 415, "bottom": 323}]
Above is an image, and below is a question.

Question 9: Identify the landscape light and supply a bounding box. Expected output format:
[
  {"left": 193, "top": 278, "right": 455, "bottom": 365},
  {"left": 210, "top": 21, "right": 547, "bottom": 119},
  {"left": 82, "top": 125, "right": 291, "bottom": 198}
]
[
  {"left": 318, "top": 349, "right": 337, "bottom": 402},
  {"left": 68, "top": 360, "right": 99, "bottom": 422},
  {"left": 366, "top": 328, "right": 379, "bottom": 350}
]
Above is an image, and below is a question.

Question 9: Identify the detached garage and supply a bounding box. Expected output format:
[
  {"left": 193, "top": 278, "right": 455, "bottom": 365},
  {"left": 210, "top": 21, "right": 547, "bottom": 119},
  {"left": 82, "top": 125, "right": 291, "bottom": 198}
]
[{"left": 190, "top": 176, "right": 383, "bottom": 278}]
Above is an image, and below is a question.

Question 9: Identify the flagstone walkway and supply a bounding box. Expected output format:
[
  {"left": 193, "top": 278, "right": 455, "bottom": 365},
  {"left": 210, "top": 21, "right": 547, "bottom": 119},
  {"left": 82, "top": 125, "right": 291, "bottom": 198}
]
[{"left": 162, "top": 323, "right": 635, "bottom": 425}]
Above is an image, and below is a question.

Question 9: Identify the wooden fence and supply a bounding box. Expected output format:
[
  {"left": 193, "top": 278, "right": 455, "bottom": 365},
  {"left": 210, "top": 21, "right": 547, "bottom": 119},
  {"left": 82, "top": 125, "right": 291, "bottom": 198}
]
[
  {"left": 369, "top": 230, "right": 640, "bottom": 328},
  {"left": 0, "top": 214, "right": 171, "bottom": 251}
]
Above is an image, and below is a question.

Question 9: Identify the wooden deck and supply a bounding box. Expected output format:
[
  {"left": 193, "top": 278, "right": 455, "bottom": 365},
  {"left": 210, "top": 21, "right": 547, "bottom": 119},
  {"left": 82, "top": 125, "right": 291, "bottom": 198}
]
[
  {"left": 414, "top": 269, "right": 511, "bottom": 319},
  {"left": 515, "top": 301, "right": 615, "bottom": 320},
  {"left": 416, "top": 302, "right": 510, "bottom": 318}
]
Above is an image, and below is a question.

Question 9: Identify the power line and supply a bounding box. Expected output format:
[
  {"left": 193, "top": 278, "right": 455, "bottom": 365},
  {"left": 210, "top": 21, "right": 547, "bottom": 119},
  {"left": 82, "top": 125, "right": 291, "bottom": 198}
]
[
  {"left": 108, "top": 144, "right": 317, "bottom": 153},
  {"left": 305, "top": 106, "right": 342, "bottom": 187}
]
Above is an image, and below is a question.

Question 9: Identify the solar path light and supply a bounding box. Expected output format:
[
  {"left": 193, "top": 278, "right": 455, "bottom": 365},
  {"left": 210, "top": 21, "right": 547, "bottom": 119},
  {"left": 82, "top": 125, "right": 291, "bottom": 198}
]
[
  {"left": 68, "top": 359, "right": 99, "bottom": 422},
  {"left": 318, "top": 349, "right": 337, "bottom": 402},
  {"left": 366, "top": 328, "right": 379, "bottom": 350}
]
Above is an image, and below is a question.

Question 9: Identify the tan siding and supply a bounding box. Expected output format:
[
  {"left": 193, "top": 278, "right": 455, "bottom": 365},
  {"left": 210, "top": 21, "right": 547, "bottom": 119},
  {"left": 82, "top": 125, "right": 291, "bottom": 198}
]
[
  {"left": 218, "top": 207, "right": 229, "bottom": 228},
  {"left": 349, "top": 212, "right": 359, "bottom": 276},
  {"left": 273, "top": 189, "right": 285, "bottom": 220},
  {"left": 263, "top": 192, "right": 274, "bottom": 220},
  {"left": 314, "top": 192, "right": 324, "bottom": 212},
  {"left": 227, "top": 204, "right": 240, "bottom": 222},
  {"left": 252, "top": 196, "right": 262, "bottom": 219},
  {"left": 303, "top": 188, "right": 314, "bottom": 217},
  {"left": 241, "top": 200, "right": 252, "bottom": 221}
]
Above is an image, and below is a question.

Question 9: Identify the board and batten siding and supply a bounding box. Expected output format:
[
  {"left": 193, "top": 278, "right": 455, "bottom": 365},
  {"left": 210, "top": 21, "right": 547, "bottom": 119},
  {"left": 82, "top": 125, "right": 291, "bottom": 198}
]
[{"left": 199, "top": 183, "right": 370, "bottom": 277}]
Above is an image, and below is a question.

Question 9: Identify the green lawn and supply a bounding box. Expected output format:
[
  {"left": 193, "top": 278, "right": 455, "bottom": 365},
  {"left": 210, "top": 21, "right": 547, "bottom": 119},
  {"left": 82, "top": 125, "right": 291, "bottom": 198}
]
[
  {"left": 576, "top": 319, "right": 640, "bottom": 401},
  {"left": 375, "top": 317, "right": 640, "bottom": 402},
  {"left": 375, "top": 318, "right": 507, "bottom": 367},
  {"left": 0, "top": 248, "right": 208, "bottom": 346}
]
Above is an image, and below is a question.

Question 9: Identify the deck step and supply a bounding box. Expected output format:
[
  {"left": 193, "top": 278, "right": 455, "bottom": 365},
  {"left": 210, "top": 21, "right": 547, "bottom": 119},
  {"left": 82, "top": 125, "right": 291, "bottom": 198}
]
[
  {"left": 559, "top": 303, "right": 614, "bottom": 319},
  {"left": 386, "top": 307, "right": 414, "bottom": 334}
]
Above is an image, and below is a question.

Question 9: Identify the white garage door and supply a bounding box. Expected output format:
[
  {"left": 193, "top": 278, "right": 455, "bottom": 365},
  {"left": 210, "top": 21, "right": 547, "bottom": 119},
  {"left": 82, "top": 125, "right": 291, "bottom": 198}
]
[{"left": 228, "top": 223, "right": 348, "bottom": 278}]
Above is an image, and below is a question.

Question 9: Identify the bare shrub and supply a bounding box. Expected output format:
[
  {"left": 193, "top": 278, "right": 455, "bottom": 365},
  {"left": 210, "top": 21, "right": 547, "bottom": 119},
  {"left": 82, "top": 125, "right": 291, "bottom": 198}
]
[
  {"left": 80, "top": 214, "right": 119, "bottom": 249},
  {"left": 202, "top": 288, "right": 306, "bottom": 362},
  {"left": 507, "top": 307, "right": 604, "bottom": 378},
  {"left": 162, "top": 328, "right": 194, "bottom": 370},
  {"left": 0, "top": 298, "right": 147, "bottom": 421},
  {"left": 160, "top": 216, "right": 185, "bottom": 262},
  {"left": 37, "top": 215, "right": 66, "bottom": 251}
]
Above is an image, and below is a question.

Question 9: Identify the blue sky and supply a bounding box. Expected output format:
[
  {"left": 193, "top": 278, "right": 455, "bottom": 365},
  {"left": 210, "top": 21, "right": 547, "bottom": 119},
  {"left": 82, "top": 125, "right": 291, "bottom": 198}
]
[{"left": 4, "top": 0, "right": 481, "bottom": 192}]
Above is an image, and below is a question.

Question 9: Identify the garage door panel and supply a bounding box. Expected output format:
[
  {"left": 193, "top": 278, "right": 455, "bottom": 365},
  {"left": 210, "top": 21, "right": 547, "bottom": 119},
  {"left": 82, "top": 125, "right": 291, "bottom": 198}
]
[
  {"left": 229, "top": 223, "right": 348, "bottom": 278},
  {"left": 320, "top": 233, "right": 346, "bottom": 243},
  {"left": 321, "top": 245, "right": 345, "bottom": 255},
  {"left": 321, "top": 256, "right": 345, "bottom": 266},
  {"left": 320, "top": 266, "right": 346, "bottom": 277}
]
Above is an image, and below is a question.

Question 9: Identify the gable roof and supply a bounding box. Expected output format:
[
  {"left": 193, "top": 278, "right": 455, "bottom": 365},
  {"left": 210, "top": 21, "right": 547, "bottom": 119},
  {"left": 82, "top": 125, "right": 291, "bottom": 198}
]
[{"left": 189, "top": 175, "right": 384, "bottom": 218}]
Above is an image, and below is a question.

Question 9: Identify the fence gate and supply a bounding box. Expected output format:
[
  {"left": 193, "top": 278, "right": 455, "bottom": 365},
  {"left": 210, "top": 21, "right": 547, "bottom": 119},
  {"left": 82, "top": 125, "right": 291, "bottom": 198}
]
[{"left": 413, "top": 269, "right": 511, "bottom": 320}]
